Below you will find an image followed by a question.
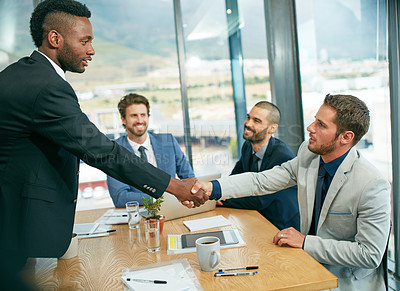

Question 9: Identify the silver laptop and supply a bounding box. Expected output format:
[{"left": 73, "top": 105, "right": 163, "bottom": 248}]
[{"left": 158, "top": 173, "right": 221, "bottom": 221}]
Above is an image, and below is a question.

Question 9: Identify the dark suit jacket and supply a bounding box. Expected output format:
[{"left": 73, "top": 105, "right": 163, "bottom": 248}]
[
  {"left": 0, "top": 51, "right": 170, "bottom": 258},
  {"left": 221, "top": 137, "right": 300, "bottom": 230},
  {"left": 107, "top": 133, "right": 194, "bottom": 207}
]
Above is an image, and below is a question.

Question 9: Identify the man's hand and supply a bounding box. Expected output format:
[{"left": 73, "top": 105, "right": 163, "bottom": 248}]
[
  {"left": 273, "top": 227, "right": 305, "bottom": 248},
  {"left": 166, "top": 177, "right": 208, "bottom": 207},
  {"left": 191, "top": 181, "right": 213, "bottom": 196}
]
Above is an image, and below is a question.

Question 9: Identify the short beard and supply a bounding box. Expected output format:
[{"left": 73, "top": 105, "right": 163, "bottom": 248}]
[
  {"left": 308, "top": 137, "right": 338, "bottom": 156},
  {"left": 244, "top": 126, "right": 268, "bottom": 144},
  {"left": 127, "top": 127, "right": 146, "bottom": 137}
]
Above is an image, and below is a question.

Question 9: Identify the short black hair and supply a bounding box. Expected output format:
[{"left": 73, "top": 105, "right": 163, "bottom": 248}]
[
  {"left": 254, "top": 101, "right": 281, "bottom": 125},
  {"left": 30, "top": 0, "right": 91, "bottom": 47}
]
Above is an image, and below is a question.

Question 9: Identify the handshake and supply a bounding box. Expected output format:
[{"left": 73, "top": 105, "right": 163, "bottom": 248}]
[{"left": 166, "top": 177, "right": 213, "bottom": 208}]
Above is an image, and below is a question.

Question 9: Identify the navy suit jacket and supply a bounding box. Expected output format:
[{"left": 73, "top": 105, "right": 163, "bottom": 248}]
[
  {"left": 0, "top": 51, "right": 171, "bottom": 258},
  {"left": 107, "top": 133, "right": 194, "bottom": 207},
  {"left": 221, "top": 137, "right": 300, "bottom": 230}
]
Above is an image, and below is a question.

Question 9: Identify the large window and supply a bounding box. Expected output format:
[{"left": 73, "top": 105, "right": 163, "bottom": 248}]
[
  {"left": 179, "top": 0, "right": 236, "bottom": 176},
  {"left": 75, "top": 0, "right": 185, "bottom": 209},
  {"left": 0, "top": 0, "right": 271, "bottom": 211},
  {"left": 0, "top": 1, "right": 35, "bottom": 67},
  {"left": 238, "top": 0, "right": 270, "bottom": 106},
  {"left": 180, "top": 0, "right": 271, "bottom": 176}
]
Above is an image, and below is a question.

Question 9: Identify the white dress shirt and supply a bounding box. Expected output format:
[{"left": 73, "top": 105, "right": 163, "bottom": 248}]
[{"left": 127, "top": 134, "right": 158, "bottom": 168}]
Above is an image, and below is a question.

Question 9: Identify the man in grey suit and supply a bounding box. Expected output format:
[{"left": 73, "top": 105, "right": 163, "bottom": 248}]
[{"left": 192, "top": 94, "right": 391, "bottom": 290}]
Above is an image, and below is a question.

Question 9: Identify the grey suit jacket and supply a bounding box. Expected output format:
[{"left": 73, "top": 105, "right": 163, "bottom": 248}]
[{"left": 218, "top": 141, "right": 391, "bottom": 290}]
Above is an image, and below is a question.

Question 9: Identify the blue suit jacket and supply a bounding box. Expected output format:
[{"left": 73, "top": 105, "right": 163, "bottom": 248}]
[
  {"left": 221, "top": 137, "right": 300, "bottom": 230},
  {"left": 107, "top": 133, "right": 194, "bottom": 207}
]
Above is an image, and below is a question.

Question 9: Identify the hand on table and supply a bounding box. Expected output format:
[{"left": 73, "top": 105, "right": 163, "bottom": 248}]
[
  {"left": 273, "top": 227, "right": 305, "bottom": 248},
  {"left": 216, "top": 200, "right": 225, "bottom": 206}
]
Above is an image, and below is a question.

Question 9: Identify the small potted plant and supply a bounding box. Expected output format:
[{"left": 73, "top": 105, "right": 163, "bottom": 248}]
[{"left": 142, "top": 196, "right": 165, "bottom": 234}]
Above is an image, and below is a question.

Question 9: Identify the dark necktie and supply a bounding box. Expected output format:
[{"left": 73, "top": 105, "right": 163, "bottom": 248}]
[
  {"left": 311, "top": 164, "right": 328, "bottom": 234},
  {"left": 138, "top": 146, "right": 148, "bottom": 163},
  {"left": 250, "top": 154, "right": 260, "bottom": 172}
]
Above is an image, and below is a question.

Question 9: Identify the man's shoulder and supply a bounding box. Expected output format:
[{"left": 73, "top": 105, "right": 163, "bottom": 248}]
[
  {"left": 348, "top": 149, "right": 388, "bottom": 180},
  {"left": 269, "top": 137, "right": 295, "bottom": 158},
  {"left": 149, "top": 132, "right": 176, "bottom": 142},
  {"left": 3, "top": 53, "right": 65, "bottom": 87},
  {"left": 114, "top": 135, "right": 128, "bottom": 145},
  {"left": 149, "top": 132, "right": 172, "bottom": 137},
  {"left": 1, "top": 53, "right": 53, "bottom": 77}
]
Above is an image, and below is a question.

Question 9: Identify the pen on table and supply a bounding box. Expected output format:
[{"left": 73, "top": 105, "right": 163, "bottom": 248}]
[
  {"left": 80, "top": 229, "right": 116, "bottom": 236},
  {"left": 126, "top": 278, "right": 167, "bottom": 284},
  {"left": 214, "top": 271, "right": 258, "bottom": 277},
  {"left": 218, "top": 266, "right": 258, "bottom": 272},
  {"left": 104, "top": 214, "right": 128, "bottom": 217}
]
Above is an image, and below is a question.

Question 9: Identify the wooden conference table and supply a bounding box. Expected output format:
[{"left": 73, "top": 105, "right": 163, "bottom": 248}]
[{"left": 22, "top": 207, "right": 337, "bottom": 290}]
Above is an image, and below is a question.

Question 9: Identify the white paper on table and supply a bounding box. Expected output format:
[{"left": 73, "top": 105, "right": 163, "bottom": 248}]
[
  {"left": 95, "top": 208, "right": 149, "bottom": 225},
  {"left": 95, "top": 209, "right": 129, "bottom": 225},
  {"left": 183, "top": 215, "right": 231, "bottom": 232},
  {"left": 73, "top": 223, "right": 112, "bottom": 239},
  {"left": 121, "top": 259, "right": 203, "bottom": 291}
]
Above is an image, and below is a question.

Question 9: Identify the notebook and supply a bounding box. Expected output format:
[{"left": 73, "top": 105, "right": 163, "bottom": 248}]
[
  {"left": 158, "top": 173, "right": 221, "bottom": 221},
  {"left": 181, "top": 229, "right": 239, "bottom": 248}
]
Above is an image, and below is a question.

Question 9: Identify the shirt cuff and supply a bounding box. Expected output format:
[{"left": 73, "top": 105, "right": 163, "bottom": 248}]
[
  {"left": 209, "top": 180, "right": 222, "bottom": 200},
  {"left": 302, "top": 235, "right": 306, "bottom": 249}
]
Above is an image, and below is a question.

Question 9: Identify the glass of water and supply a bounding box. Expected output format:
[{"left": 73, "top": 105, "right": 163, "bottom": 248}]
[
  {"left": 125, "top": 201, "right": 140, "bottom": 229},
  {"left": 144, "top": 219, "right": 160, "bottom": 252}
]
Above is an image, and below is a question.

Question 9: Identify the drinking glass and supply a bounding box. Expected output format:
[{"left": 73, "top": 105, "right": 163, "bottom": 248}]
[
  {"left": 126, "top": 201, "right": 140, "bottom": 229},
  {"left": 144, "top": 219, "right": 160, "bottom": 252}
]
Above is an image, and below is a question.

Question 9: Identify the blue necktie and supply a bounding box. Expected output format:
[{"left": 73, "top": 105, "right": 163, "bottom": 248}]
[
  {"left": 250, "top": 154, "right": 260, "bottom": 172},
  {"left": 311, "top": 164, "right": 328, "bottom": 234},
  {"left": 138, "top": 146, "right": 148, "bottom": 163}
]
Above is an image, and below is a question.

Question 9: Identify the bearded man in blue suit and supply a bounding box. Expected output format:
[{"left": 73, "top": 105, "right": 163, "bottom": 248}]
[{"left": 107, "top": 93, "right": 194, "bottom": 208}]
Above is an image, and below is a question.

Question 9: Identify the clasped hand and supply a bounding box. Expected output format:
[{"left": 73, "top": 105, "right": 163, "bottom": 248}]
[
  {"left": 177, "top": 180, "right": 213, "bottom": 208},
  {"left": 171, "top": 177, "right": 210, "bottom": 208}
]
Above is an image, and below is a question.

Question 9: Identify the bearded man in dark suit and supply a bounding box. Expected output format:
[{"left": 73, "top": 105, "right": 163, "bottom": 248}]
[{"left": 217, "top": 101, "right": 299, "bottom": 230}]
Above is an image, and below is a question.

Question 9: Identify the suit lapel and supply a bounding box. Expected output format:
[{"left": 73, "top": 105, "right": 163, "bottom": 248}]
[
  {"left": 260, "top": 137, "right": 275, "bottom": 171},
  {"left": 303, "top": 156, "right": 320, "bottom": 233},
  {"left": 121, "top": 136, "right": 134, "bottom": 153},
  {"left": 316, "top": 148, "right": 357, "bottom": 231},
  {"left": 242, "top": 142, "right": 253, "bottom": 172}
]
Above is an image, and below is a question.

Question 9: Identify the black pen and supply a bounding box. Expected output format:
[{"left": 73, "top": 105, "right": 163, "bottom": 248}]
[
  {"left": 218, "top": 266, "right": 258, "bottom": 272},
  {"left": 104, "top": 214, "right": 128, "bottom": 217},
  {"left": 127, "top": 278, "right": 167, "bottom": 284},
  {"left": 79, "top": 229, "right": 116, "bottom": 235},
  {"left": 214, "top": 271, "right": 258, "bottom": 277}
]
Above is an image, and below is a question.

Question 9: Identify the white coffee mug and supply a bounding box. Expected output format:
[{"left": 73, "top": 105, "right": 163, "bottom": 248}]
[{"left": 196, "top": 236, "right": 221, "bottom": 271}]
